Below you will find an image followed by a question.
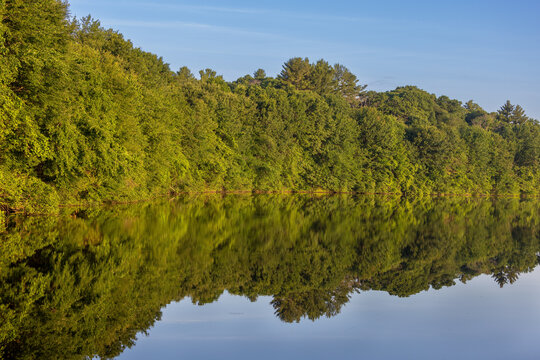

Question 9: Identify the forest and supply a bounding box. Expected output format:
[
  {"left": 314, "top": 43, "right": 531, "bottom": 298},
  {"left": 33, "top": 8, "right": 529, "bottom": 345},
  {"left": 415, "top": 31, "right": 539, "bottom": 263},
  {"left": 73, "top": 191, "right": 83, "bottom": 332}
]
[
  {"left": 1, "top": 195, "right": 539, "bottom": 359},
  {"left": 1, "top": 0, "right": 540, "bottom": 219}
]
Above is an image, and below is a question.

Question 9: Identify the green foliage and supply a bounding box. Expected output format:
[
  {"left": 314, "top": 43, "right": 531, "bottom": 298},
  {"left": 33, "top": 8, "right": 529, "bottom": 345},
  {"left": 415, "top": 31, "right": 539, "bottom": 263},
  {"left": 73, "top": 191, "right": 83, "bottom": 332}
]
[
  {"left": 0, "top": 195, "right": 539, "bottom": 358},
  {"left": 1, "top": 0, "right": 539, "bottom": 214},
  {"left": 278, "top": 57, "right": 366, "bottom": 101},
  {"left": 354, "top": 108, "right": 412, "bottom": 193},
  {"left": 498, "top": 100, "right": 529, "bottom": 124},
  {"left": 0, "top": 168, "right": 59, "bottom": 214}
]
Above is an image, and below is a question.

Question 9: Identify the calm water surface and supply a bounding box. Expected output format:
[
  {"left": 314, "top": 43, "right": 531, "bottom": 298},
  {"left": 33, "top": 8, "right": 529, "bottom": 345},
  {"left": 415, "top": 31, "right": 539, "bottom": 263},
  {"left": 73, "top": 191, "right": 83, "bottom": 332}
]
[{"left": 1, "top": 195, "right": 539, "bottom": 359}]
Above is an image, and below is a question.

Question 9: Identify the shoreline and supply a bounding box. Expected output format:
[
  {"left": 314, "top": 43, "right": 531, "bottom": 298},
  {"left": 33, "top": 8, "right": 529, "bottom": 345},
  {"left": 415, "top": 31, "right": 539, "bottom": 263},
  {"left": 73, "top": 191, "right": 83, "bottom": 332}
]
[{"left": 2, "top": 190, "right": 539, "bottom": 218}]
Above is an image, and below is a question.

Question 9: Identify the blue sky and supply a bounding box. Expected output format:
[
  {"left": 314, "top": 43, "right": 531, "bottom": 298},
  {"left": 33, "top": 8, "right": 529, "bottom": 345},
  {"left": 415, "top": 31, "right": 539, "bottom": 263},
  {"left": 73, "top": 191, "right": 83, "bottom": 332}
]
[{"left": 68, "top": 0, "right": 540, "bottom": 119}]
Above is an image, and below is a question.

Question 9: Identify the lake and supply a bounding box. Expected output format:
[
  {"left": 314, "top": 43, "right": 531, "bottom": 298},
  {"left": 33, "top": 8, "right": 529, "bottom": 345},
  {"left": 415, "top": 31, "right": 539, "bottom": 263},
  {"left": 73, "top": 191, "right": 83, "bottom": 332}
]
[{"left": 1, "top": 195, "right": 539, "bottom": 359}]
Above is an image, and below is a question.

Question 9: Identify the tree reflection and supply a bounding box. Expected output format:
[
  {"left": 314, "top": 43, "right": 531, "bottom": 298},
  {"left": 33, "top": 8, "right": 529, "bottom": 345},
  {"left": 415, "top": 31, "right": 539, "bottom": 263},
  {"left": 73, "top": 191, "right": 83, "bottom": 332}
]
[
  {"left": 0, "top": 195, "right": 539, "bottom": 359},
  {"left": 272, "top": 278, "right": 357, "bottom": 323},
  {"left": 492, "top": 266, "right": 521, "bottom": 288}
]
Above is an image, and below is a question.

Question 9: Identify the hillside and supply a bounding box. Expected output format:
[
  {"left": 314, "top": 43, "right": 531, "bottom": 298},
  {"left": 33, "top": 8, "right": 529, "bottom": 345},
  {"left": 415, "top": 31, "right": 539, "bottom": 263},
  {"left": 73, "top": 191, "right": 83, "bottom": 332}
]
[{"left": 1, "top": 0, "right": 539, "bottom": 216}]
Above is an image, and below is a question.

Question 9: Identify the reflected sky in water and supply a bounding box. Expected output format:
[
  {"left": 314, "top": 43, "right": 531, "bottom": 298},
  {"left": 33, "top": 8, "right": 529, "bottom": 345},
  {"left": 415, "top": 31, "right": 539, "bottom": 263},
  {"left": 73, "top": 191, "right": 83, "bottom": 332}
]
[{"left": 120, "top": 269, "right": 540, "bottom": 360}]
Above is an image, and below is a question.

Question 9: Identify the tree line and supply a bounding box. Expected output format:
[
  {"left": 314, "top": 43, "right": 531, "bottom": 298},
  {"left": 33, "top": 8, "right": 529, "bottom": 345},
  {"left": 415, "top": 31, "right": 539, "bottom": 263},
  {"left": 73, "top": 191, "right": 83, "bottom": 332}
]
[{"left": 1, "top": 0, "right": 539, "bottom": 217}]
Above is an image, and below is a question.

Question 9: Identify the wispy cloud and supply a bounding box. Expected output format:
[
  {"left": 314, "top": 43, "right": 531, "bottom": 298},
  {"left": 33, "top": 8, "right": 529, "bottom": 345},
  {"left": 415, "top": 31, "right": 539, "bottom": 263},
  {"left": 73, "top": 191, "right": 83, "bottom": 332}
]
[
  {"left": 85, "top": 0, "right": 375, "bottom": 23},
  {"left": 154, "top": 3, "right": 266, "bottom": 15},
  {"left": 103, "top": 19, "right": 282, "bottom": 39},
  {"left": 146, "top": 2, "right": 368, "bottom": 22}
]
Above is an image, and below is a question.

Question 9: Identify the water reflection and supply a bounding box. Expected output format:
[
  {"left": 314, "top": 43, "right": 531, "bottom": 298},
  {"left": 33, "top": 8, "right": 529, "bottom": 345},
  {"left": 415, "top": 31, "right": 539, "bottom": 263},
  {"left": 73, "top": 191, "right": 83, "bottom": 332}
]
[{"left": 0, "top": 195, "right": 539, "bottom": 359}]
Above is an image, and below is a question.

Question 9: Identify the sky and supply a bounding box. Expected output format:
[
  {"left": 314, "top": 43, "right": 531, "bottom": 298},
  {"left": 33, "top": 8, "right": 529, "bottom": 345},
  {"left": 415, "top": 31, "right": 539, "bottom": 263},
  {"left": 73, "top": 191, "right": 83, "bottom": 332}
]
[{"left": 67, "top": 0, "right": 540, "bottom": 119}]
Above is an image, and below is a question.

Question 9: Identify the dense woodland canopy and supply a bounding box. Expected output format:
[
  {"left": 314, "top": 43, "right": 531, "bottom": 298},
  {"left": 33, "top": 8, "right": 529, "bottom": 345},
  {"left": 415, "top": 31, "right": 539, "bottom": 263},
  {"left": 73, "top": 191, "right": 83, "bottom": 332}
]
[
  {"left": 0, "top": 0, "right": 539, "bottom": 219},
  {"left": 1, "top": 195, "right": 539, "bottom": 359}
]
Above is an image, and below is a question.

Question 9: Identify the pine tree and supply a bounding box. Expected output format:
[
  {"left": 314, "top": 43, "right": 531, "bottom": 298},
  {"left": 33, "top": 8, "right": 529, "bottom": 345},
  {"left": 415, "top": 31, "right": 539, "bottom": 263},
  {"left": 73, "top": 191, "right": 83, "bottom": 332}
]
[{"left": 498, "top": 100, "right": 515, "bottom": 123}]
